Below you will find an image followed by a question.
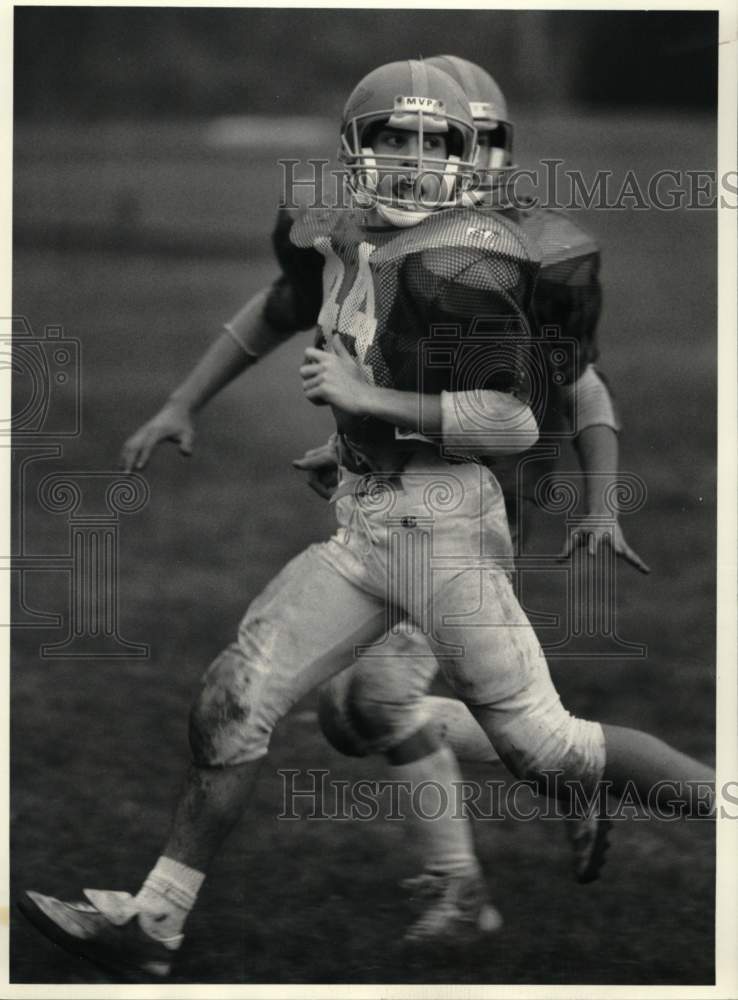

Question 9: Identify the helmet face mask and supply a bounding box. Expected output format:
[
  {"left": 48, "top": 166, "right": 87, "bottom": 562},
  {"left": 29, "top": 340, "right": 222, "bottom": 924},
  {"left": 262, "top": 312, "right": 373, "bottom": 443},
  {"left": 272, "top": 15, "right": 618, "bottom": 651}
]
[
  {"left": 362, "top": 125, "right": 453, "bottom": 209},
  {"left": 340, "top": 61, "right": 478, "bottom": 227}
]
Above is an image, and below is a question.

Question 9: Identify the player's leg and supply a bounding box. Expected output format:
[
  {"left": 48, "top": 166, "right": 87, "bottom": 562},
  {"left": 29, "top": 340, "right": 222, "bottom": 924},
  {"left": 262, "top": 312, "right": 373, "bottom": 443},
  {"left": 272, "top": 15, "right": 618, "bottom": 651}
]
[
  {"left": 20, "top": 542, "right": 389, "bottom": 979},
  {"left": 429, "top": 566, "right": 714, "bottom": 815},
  {"left": 389, "top": 457, "right": 714, "bottom": 814},
  {"left": 319, "top": 676, "right": 499, "bottom": 765},
  {"left": 600, "top": 724, "right": 714, "bottom": 812},
  {"left": 424, "top": 695, "right": 500, "bottom": 764},
  {"left": 402, "top": 701, "right": 715, "bottom": 807}
]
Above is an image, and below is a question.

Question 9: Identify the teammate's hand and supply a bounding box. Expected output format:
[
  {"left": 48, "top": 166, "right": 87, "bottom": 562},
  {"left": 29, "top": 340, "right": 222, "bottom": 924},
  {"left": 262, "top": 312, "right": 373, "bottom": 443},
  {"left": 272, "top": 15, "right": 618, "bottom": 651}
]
[
  {"left": 558, "top": 515, "right": 650, "bottom": 574},
  {"left": 300, "top": 338, "right": 372, "bottom": 414},
  {"left": 292, "top": 437, "right": 339, "bottom": 500},
  {"left": 119, "top": 401, "right": 195, "bottom": 472}
]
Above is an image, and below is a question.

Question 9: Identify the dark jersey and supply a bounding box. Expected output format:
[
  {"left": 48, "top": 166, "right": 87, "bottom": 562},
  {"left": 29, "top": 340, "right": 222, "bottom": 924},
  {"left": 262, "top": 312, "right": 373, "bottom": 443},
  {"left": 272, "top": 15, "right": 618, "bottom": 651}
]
[
  {"left": 477, "top": 203, "right": 605, "bottom": 507},
  {"left": 507, "top": 203, "right": 602, "bottom": 388},
  {"left": 267, "top": 205, "right": 541, "bottom": 471}
]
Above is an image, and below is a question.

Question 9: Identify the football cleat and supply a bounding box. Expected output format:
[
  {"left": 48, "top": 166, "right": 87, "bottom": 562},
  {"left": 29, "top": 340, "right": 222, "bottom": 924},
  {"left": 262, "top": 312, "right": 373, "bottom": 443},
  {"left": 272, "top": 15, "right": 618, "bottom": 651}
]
[
  {"left": 402, "top": 866, "right": 503, "bottom": 946},
  {"left": 565, "top": 811, "right": 612, "bottom": 884},
  {"left": 18, "top": 888, "right": 181, "bottom": 981}
]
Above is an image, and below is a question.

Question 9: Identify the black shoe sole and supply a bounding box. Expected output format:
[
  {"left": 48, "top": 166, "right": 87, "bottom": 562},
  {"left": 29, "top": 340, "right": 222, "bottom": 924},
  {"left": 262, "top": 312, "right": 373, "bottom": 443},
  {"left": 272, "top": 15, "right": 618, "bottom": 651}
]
[
  {"left": 17, "top": 894, "right": 169, "bottom": 984},
  {"left": 576, "top": 816, "right": 612, "bottom": 884}
]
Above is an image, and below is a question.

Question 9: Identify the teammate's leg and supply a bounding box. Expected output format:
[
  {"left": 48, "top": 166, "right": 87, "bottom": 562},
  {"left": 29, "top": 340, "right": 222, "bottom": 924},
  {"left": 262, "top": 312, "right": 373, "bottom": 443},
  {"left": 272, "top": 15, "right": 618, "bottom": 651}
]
[
  {"left": 318, "top": 642, "right": 502, "bottom": 943},
  {"left": 320, "top": 643, "right": 480, "bottom": 876}
]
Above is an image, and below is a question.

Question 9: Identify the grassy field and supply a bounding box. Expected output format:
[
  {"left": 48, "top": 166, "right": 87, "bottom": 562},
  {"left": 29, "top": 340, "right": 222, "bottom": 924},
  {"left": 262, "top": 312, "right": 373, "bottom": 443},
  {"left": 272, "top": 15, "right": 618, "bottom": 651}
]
[{"left": 10, "top": 113, "right": 716, "bottom": 985}]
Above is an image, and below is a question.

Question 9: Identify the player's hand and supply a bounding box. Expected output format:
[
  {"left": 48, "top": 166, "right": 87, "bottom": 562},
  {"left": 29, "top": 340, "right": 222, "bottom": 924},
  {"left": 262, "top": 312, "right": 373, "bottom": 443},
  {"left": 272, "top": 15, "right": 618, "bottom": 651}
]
[
  {"left": 292, "top": 437, "right": 339, "bottom": 499},
  {"left": 300, "top": 338, "right": 372, "bottom": 415},
  {"left": 119, "top": 401, "right": 195, "bottom": 472},
  {"left": 558, "top": 515, "right": 650, "bottom": 574}
]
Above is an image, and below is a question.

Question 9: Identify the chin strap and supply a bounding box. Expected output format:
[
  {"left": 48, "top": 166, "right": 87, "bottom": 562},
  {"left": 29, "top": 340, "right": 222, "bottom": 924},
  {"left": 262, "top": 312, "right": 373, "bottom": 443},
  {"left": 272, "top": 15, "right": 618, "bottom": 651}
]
[
  {"left": 375, "top": 202, "right": 436, "bottom": 228},
  {"left": 352, "top": 149, "right": 465, "bottom": 227}
]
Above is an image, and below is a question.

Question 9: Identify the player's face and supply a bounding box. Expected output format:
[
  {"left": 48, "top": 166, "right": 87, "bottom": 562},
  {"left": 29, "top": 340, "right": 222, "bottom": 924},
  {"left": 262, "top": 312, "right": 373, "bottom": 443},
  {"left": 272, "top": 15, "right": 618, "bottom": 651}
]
[
  {"left": 372, "top": 126, "right": 449, "bottom": 206},
  {"left": 372, "top": 127, "right": 448, "bottom": 160}
]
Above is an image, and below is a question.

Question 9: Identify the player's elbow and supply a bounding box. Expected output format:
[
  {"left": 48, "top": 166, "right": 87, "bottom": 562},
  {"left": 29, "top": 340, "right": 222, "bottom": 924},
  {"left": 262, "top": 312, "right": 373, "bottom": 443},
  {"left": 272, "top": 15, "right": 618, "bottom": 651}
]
[
  {"left": 475, "top": 402, "right": 539, "bottom": 457},
  {"left": 440, "top": 391, "right": 539, "bottom": 457}
]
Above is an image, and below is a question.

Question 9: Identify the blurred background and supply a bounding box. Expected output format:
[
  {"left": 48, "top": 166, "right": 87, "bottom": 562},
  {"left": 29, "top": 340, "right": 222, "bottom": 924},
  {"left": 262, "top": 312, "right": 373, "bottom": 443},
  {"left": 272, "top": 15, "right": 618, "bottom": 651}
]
[
  {"left": 14, "top": 8, "right": 718, "bottom": 256},
  {"left": 12, "top": 7, "right": 719, "bottom": 987}
]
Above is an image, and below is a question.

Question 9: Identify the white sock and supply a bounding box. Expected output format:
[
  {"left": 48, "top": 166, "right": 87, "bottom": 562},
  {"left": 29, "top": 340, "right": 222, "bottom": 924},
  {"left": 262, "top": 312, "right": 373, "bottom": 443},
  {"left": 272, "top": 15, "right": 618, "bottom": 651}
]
[
  {"left": 390, "top": 744, "right": 478, "bottom": 876},
  {"left": 135, "top": 856, "right": 205, "bottom": 940}
]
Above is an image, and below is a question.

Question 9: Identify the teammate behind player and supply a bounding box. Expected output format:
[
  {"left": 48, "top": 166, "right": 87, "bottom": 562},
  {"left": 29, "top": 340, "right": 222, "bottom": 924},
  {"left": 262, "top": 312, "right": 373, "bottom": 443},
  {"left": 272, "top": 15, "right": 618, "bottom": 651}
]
[{"left": 20, "top": 60, "right": 714, "bottom": 981}]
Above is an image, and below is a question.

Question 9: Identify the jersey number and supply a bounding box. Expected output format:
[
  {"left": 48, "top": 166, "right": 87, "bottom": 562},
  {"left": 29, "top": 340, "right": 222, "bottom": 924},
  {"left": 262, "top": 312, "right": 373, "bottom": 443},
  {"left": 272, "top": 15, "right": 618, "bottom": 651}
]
[{"left": 315, "top": 238, "right": 378, "bottom": 375}]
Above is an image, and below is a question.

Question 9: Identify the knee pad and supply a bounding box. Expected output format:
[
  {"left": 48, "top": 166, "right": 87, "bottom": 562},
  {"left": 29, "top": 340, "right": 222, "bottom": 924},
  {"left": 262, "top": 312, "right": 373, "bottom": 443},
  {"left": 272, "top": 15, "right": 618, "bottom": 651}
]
[
  {"left": 318, "top": 663, "right": 430, "bottom": 759},
  {"left": 317, "top": 673, "right": 372, "bottom": 759},
  {"left": 344, "top": 665, "right": 428, "bottom": 755},
  {"left": 477, "top": 701, "right": 606, "bottom": 792},
  {"left": 526, "top": 713, "right": 606, "bottom": 794},
  {"left": 189, "top": 643, "right": 268, "bottom": 767}
]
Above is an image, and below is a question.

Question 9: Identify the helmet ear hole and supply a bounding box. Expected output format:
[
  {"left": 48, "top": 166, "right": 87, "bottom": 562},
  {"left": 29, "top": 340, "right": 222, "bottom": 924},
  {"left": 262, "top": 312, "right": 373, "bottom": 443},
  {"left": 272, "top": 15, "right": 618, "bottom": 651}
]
[
  {"left": 362, "top": 121, "right": 387, "bottom": 150},
  {"left": 351, "top": 147, "right": 379, "bottom": 207},
  {"left": 445, "top": 129, "right": 464, "bottom": 159},
  {"left": 487, "top": 125, "right": 506, "bottom": 150}
]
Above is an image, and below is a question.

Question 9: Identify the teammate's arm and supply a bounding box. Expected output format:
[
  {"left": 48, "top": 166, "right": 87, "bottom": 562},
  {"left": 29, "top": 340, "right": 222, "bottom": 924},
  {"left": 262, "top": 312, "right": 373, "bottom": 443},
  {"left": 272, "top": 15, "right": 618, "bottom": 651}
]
[
  {"left": 292, "top": 435, "right": 340, "bottom": 499},
  {"left": 557, "top": 365, "right": 650, "bottom": 574},
  {"left": 120, "top": 288, "right": 295, "bottom": 472},
  {"left": 121, "top": 208, "right": 325, "bottom": 472}
]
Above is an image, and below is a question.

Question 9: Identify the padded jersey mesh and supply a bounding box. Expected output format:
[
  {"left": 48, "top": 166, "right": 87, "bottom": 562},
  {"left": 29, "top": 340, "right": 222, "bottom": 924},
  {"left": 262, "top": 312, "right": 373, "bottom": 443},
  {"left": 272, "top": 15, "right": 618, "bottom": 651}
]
[
  {"left": 286, "top": 206, "right": 540, "bottom": 395},
  {"left": 265, "top": 204, "right": 601, "bottom": 471},
  {"left": 501, "top": 204, "right": 602, "bottom": 385},
  {"left": 267, "top": 204, "right": 601, "bottom": 388},
  {"left": 481, "top": 204, "right": 606, "bottom": 502}
]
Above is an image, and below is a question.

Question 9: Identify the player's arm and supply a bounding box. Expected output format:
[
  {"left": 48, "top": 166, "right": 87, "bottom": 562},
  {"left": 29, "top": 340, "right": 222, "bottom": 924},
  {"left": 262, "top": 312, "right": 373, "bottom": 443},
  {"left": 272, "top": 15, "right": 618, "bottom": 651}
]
[
  {"left": 300, "top": 338, "right": 538, "bottom": 457},
  {"left": 359, "top": 386, "right": 537, "bottom": 456}
]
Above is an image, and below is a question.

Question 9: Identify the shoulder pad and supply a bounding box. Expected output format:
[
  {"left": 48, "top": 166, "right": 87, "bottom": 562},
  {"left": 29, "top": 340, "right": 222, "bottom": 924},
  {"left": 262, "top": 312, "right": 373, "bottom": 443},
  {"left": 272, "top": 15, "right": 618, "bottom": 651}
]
[
  {"left": 513, "top": 207, "right": 599, "bottom": 268},
  {"left": 369, "top": 207, "right": 541, "bottom": 267},
  {"left": 287, "top": 207, "right": 374, "bottom": 249}
]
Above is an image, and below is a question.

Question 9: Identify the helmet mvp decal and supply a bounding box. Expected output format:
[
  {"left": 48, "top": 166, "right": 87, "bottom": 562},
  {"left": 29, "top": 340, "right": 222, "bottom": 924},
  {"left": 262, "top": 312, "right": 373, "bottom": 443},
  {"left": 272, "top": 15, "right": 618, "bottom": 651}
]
[{"left": 393, "top": 96, "right": 446, "bottom": 114}]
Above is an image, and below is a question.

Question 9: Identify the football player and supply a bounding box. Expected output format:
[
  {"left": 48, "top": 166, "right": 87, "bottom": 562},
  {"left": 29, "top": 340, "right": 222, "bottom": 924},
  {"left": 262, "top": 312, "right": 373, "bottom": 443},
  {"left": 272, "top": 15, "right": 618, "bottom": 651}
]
[
  {"left": 304, "top": 55, "right": 650, "bottom": 917},
  {"left": 20, "top": 60, "right": 714, "bottom": 979}
]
